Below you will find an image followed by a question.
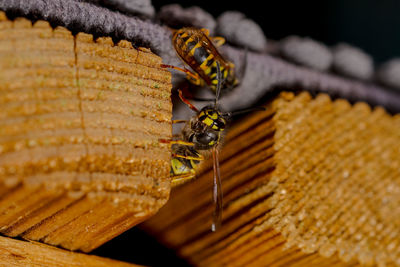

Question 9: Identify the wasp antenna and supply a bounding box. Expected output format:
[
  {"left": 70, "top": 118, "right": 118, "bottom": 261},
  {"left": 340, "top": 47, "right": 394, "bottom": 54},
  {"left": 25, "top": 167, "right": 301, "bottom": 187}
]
[
  {"left": 215, "top": 61, "right": 222, "bottom": 108},
  {"left": 223, "top": 106, "right": 266, "bottom": 118}
]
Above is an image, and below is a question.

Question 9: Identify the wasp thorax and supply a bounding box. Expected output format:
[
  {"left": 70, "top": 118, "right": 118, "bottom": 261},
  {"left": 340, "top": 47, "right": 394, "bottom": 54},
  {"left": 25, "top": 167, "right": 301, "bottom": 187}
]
[{"left": 191, "top": 130, "right": 219, "bottom": 148}]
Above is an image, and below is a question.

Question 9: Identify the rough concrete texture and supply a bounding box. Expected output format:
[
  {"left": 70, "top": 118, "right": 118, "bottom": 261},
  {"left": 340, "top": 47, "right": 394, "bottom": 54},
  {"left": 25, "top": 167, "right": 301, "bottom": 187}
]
[
  {"left": 332, "top": 43, "right": 374, "bottom": 80},
  {"left": 81, "top": 0, "right": 155, "bottom": 18},
  {"left": 0, "top": 0, "right": 181, "bottom": 65},
  {"left": 1, "top": 0, "right": 400, "bottom": 114},
  {"left": 280, "top": 35, "right": 333, "bottom": 71},
  {"left": 157, "top": 4, "right": 216, "bottom": 35},
  {"left": 218, "top": 46, "right": 400, "bottom": 113},
  {"left": 377, "top": 58, "right": 400, "bottom": 90},
  {"left": 216, "top": 11, "right": 267, "bottom": 52}
]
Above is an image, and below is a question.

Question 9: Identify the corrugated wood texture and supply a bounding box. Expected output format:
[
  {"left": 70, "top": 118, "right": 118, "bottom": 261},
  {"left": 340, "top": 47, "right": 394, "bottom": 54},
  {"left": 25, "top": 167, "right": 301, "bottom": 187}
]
[
  {"left": 143, "top": 92, "right": 400, "bottom": 266},
  {"left": 0, "top": 235, "right": 139, "bottom": 267},
  {"left": 0, "top": 12, "right": 172, "bottom": 252}
]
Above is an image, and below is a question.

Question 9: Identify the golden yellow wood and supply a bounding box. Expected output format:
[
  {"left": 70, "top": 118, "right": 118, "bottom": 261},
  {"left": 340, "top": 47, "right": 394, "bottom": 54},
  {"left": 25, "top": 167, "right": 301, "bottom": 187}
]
[
  {"left": 143, "top": 92, "right": 400, "bottom": 266},
  {"left": 0, "top": 13, "right": 172, "bottom": 252},
  {"left": 0, "top": 235, "right": 139, "bottom": 267}
]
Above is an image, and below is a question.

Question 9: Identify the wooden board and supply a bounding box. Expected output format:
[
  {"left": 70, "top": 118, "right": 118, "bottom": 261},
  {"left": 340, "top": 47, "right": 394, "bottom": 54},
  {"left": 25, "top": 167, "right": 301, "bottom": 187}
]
[
  {"left": 0, "top": 235, "right": 139, "bottom": 267},
  {"left": 143, "top": 92, "right": 400, "bottom": 266},
  {"left": 0, "top": 12, "right": 172, "bottom": 252}
]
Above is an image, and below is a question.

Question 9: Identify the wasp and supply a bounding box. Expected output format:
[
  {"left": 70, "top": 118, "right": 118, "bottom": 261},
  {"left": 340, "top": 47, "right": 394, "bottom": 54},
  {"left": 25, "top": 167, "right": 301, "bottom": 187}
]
[
  {"left": 166, "top": 62, "right": 225, "bottom": 231},
  {"left": 166, "top": 62, "right": 264, "bottom": 231},
  {"left": 161, "top": 27, "right": 239, "bottom": 93}
]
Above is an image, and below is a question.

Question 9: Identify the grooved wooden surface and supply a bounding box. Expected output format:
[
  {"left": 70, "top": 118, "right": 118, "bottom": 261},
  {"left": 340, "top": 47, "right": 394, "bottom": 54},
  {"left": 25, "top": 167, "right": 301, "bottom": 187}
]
[
  {"left": 0, "top": 12, "right": 172, "bottom": 252},
  {"left": 0, "top": 235, "right": 139, "bottom": 267},
  {"left": 143, "top": 92, "right": 400, "bottom": 266}
]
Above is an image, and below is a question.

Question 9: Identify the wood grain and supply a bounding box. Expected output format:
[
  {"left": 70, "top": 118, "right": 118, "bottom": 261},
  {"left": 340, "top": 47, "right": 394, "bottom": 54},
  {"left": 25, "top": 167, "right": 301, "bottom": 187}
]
[
  {"left": 0, "top": 235, "right": 139, "bottom": 267},
  {"left": 143, "top": 91, "right": 400, "bottom": 266},
  {"left": 0, "top": 12, "right": 172, "bottom": 252}
]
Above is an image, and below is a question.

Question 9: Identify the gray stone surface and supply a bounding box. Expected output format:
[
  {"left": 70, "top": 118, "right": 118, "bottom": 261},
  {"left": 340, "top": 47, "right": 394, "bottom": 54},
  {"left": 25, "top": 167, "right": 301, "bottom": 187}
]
[
  {"left": 216, "top": 11, "right": 267, "bottom": 52},
  {"left": 1, "top": 0, "right": 399, "bottom": 114},
  {"left": 157, "top": 4, "right": 216, "bottom": 34},
  {"left": 332, "top": 43, "right": 374, "bottom": 80},
  {"left": 218, "top": 46, "right": 400, "bottom": 114},
  {"left": 377, "top": 58, "right": 400, "bottom": 90},
  {"left": 280, "top": 36, "right": 332, "bottom": 71},
  {"left": 81, "top": 0, "right": 155, "bottom": 18}
]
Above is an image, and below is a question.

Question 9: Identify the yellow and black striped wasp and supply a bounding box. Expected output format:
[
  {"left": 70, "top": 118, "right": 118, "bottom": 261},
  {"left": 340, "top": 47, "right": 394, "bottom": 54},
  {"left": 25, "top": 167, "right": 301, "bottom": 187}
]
[
  {"left": 166, "top": 62, "right": 226, "bottom": 231},
  {"left": 162, "top": 27, "right": 239, "bottom": 93},
  {"left": 167, "top": 62, "right": 264, "bottom": 231}
]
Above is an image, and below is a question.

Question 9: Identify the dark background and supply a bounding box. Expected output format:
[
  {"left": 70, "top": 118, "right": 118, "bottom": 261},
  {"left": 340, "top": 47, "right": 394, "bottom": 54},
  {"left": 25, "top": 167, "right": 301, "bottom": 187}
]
[
  {"left": 153, "top": 0, "right": 400, "bottom": 64},
  {"left": 92, "top": 1, "right": 400, "bottom": 266}
]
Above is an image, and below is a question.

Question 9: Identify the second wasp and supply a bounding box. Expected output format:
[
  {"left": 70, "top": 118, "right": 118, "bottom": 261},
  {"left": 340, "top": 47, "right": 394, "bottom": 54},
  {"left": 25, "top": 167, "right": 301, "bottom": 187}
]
[{"left": 162, "top": 27, "right": 240, "bottom": 94}]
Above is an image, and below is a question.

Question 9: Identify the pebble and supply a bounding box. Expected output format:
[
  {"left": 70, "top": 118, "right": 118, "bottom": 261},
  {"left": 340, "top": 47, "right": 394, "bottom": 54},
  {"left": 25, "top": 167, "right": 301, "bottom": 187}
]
[
  {"left": 332, "top": 43, "right": 374, "bottom": 80},
  {"left": 280, "top": 35, "right": 332, "bottom": 71},
  {"left": 216, "top": 11, "right": 267, "bottom": 52},
  {"left": 157, "top": 4, "right": 216, "bottom": 34},
  {"left": 376, "top": 58, "right": 400, "bottom": 90}
]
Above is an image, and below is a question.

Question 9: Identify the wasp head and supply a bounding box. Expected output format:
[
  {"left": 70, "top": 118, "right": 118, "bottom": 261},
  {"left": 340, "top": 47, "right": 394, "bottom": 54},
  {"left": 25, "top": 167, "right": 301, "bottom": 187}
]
[{"left": 198, "top": 106, "right": 227, "bottom": 132}]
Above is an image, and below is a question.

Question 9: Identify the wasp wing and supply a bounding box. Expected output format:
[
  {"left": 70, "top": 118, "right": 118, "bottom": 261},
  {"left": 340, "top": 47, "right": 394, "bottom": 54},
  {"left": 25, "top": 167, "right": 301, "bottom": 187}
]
[{"left": 211, "top": 146, "right": 223, "bottom": 232}]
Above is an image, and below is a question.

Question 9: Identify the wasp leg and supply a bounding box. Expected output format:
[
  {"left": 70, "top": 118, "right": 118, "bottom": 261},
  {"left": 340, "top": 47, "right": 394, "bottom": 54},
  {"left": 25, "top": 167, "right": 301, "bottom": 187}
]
[
  {"left": 178, "top": 89, "right": 200, "bottom": 112},
  {"left": 200, "top": 28, "right": 210, "bottom": 36},
  {"left": 171, "top": 173, "right": 197, "bottom": 187},
  {"left": 175, "top": 85, "right": 213, "bottom": 102},
  {"left": 171, "top": 153, "right": 205, "bottom": 186},
  {"left": 160, "top": 64, "right": 203, "bottom": 86},
  {"left": 172, "top": 153, "right": 204, "bottom": 161},
  {"left": 172, "top": 119, "right": 187, "bottom": 124},
  {"left": 186, "top": 73, "right": 204, "bottom": 86},
  {"left": 159, "top": 139, "right": 195, "bottom": 146},
  {"left": 211, "top": 36, "right": 226, "bottom": 47},
  {"left": 199, "top": 28, "right": 225, "bottom": 47}
]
